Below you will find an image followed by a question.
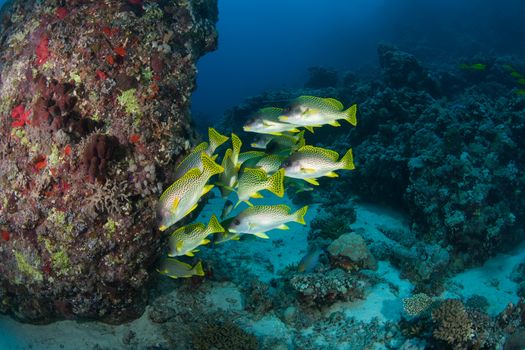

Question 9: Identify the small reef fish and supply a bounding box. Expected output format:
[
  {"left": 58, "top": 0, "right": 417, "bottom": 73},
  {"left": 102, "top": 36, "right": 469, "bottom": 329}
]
[
  {"left": 255, "top": 154, "right": 285, "bottom": 175},
  {"left": 285, "top": 178, "right": 314, "bottom": 193},
  {"left": 281, "top": 145, "right": 355, "bottom": 186},
  {"left": 516, "top": 89, "right": 525, "bottom": 96},
  {"left": 221, "top": 199, "right": 234, "bottom": 219},
  {"left": 237, "top": 150, "right": 266, "bottom": 165},
  {"left": 266, "top": 131, "right": 306, "bottom": 155},
  {"left": 157, "top": 258, "right": 204, "bottom": 279},
  {"left": 168, "top": 215, "right": 224, "bottom": 257},
  {"left": 213, "top": 218, "right": 241, "bottom": 244},
  {"left": 173, "top": 128, "right": 228, "bottom": 180},
  {"left": 227, "top": 204, "right": 308, "bottom": 238},
  {"left": 278, "top": 96, "right": 357, "bottom": 132},
  {"left": 459, "top": 63, "right": 487, "bottom": 71},
  {"left": 243, "top": 107, "right": 301, "bottom": 135},
  {"left": 157, "top": 152, "right": 224, "bottom": 231},
  {"left": 217, "top": 133, "right": 244, "bottom": 198},
  {"left": 297, "top": 246, "right": 323, "bottom": 273},
  {"left": 251, "top": 132, "right": 305, "bottom": 154},
  {"left": 236, "top": 168, "right": 285, "bottom": 207}
]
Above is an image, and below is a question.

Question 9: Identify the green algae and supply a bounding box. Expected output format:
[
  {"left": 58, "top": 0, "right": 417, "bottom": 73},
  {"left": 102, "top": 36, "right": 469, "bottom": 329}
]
[
  {"left": 13, "top": 250, "right": 43, "bottom": 282},
  {"left": 118, "top": 89, "right": 141, "bottom": 115}
]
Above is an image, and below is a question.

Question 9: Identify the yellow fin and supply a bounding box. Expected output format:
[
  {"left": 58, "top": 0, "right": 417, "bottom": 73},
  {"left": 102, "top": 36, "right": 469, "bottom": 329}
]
[
  {"left": 250, "top": 192, "right": 264, "bottom": 199},
  {"left": 339, "top": 148, "right": 355, "bottom": 170},
  {"left": 305, "top": 126, "right": 315, "bottom": 133},
  {"left": 193, "top": 142, "right": 208, "bottom": 152},
  {"left": 277, "top": 224, "right": 289, "bottom": 230},
  {"left": 299, "top": 145, "right": 339, "bottom": 161},
  {"left": 208, "top": 128, "right": 229, "bottom": 153},
  {"left": 170, "top": 197, "right": 181, "bottom": 213},
  {"left": 329, "top": 120, "right": 341, "bottom": 127},
  {"left": 185, "top": 251, "right": 194, "bottom": 257},
  {"left": 293, "top": 205, "right": 308, "bottom": 225},
  {"left": 200, "top": 239, "right": 210, "bottom": 245},
  {"left": 267, "top": 168, "right": 285, "bottom": 197},
  {"left": 343, "top": 104, "right": 357, "bottom": 126},
  {"left": 303, "top": 178, "right": 319, "bottom": 186},
  {"left": 254, "top": 232, "right": 270, "bottom": 239},
  {"left": 323, "top": 97, "right": 344, "bottom": 111},
  {"left": 193, "top": 261, "right": 205, "bottom": 276},
  {"left": 288, "top": 128, "right": 300, "bottom": 133},
  {"left": 232, "top": 235, "right": 241, "bottom": 240},
  {"left": 207, "top": 214, "right": 225, "bottom": 234},
  {"left": 326, "top": 171, "right": 339, "bottom": 178},
  {"left": 184, "top": 203, "right": 199, "bottom": 217},
  {"left": 202, "top": 184, "right": 215, "bottom": 196},
  {"left": 176, "top": 240, "right": 184, "bottom": 252}
]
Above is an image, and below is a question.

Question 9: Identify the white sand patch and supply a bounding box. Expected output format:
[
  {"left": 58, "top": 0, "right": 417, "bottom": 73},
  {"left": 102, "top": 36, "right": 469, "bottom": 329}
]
[
  {"left": 442, "top": 240, "right": 525, "bottom": 315},
  {"left": 205, "top": 282, "right": 244, "bottom": 311}
]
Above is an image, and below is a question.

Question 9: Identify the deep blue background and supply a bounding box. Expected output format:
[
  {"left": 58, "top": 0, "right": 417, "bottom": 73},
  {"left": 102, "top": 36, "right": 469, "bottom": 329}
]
[{"left": 192, "top": 0, "right": 525, "bottom": 126}]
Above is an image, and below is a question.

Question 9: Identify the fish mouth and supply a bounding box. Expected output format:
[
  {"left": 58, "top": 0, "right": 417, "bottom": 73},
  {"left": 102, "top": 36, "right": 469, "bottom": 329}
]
[{"left": 159, "top": 225, "right": 168, "bottom": 232}]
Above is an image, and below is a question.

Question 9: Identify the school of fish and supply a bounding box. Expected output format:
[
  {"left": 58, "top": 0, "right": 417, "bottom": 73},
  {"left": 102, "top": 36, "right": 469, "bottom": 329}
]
[{"left": 156, "top": 96, "right": 357, "bottom": 279}]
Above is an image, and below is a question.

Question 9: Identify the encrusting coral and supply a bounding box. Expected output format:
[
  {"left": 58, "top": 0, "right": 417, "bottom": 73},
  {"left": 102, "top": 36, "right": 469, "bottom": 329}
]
[{"left": 0, "top": 0, "right": 217, "bottom": 323}]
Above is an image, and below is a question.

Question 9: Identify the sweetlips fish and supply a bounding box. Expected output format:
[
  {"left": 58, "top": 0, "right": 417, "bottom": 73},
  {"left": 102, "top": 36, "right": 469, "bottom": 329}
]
[
  {"left": 157, "top": 258, "right": 204, "bottom": 279},
  {"left": 227, "top": 204, "right": 308, "bottom": 238},
  {"left": 216, "top": 133, "right": 243, "bottom": 198},
  {"left": 212, "top": 218, "right": 241, "bottom": 244},
  {"left": 173, "top": 128, "right": 228, "bottom": 180},
  {"left": 278, "top": 96, "right": 357, "bottom": 132},
  {"left": 157, "top": 152, "right": 224, "bottom": 231},
  {"left": 236, "top": 168, "right": 285, "bottom": 207},
  {"left": 237, "top": 150, "right": 266, "bottom": 165},
  {"left": 281, "top": 145, "right": 354, "bottom": 186},
  {"left": 255, "top": 154, "right": 285, "bottom": 175},
  {"left": 297, "top": 246, "right": 323, "bottom": 273},
  {"left": 251, "top": 131, "right": 305, "bottom": 154},
  {"left": 168, "top": 215, "right": 224, "bottom": 257},
  {"left": 459, "top": 63, "right": 487, "bottom": 71},
  {"left": 243, "top": 107, "right": 301, "bottom": 135}
]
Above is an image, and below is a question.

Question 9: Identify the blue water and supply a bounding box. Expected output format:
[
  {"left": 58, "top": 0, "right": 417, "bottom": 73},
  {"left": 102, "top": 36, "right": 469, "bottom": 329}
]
[{"left": 192, "top": 0, "right": 525, "bottom": 122}]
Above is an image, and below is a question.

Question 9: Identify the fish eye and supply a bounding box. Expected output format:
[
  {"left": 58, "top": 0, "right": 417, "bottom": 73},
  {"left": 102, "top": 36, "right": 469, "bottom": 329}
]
[{"left": 234, "top": 219, "right": 240, "bottom": 225}]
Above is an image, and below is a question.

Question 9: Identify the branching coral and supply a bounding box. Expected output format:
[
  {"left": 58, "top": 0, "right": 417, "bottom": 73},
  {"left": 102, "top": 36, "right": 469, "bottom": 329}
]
[
  {"left": 191, "top": 321, "right": 259, "bottom": 350},
  {"left": 431, "top": 299, "right": 474, "bottom": 349},
  {"left": 403, "top": 293, "right": 433, "bottom": 317}
]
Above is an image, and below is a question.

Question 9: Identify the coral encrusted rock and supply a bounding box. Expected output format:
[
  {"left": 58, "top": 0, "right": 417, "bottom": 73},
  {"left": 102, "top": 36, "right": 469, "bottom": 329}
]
[{"left": 0, "top": 0, "right": 217, "bottom": 323}]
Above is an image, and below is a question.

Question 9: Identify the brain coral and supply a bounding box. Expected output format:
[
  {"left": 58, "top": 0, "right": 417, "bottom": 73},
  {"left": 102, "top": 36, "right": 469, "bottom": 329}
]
[{"left": 0, "top": 0, "right": 217, "bottom": 323}]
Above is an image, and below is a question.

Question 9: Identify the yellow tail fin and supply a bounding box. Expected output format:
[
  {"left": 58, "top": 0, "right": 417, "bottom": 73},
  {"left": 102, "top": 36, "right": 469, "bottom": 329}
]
[
  {"left": 339, "top": 148, "right": 355, "bottom": 170},
  {"left": 208, "top": 128, "right": 229, "bottom": 153},
  {"left": 294, "top": 205, "right": 308, "bottom": 225},
  {"left": 193, "top": 261, "right": 205, "bottom": 276},
  {"left": 266, "top": 168, "right": 285, "bottom": 197},
  {"left": 207, "top": 214, "right": 225, "bottom": 234},
  {"left": 344, "top": 104, "right": 357, "bottom": 126}
]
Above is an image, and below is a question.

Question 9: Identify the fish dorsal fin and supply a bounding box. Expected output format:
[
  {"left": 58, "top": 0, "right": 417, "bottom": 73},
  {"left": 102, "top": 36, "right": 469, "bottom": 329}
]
[
  {"left": 207, "top": 214, "right": 225, "bottom": 234},
  {"left": 274, "top": 204, "right": 292, "bottom": 214},
  {"left": 259, "top": 107, "right": 283, "bottom": 119},
  {"left": 242, "top": 167, "right": 268, "bottom": 182},
  {"left": 298, "top": 145, "right": 339, "bottom": 161},
  {"left": 222, "top": 148, "right": 233, "bottom": 166},
  {"left": 208, "top": 128, "right": 229, "bottom": 153},
  {"left": 193, "top": 142, "right": 208, "bottom": 153},
  {"left": 323, "top": 98, "right": 344, "bottom": 111},
  {"left": 239, "top": 151, "right": 265, "bottom": 164},
  {"left": 231, "top": 133, "right": 242, "bottom": 164}
]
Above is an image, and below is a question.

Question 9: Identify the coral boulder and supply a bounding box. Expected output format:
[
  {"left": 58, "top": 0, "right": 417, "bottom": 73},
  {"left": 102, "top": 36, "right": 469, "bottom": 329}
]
[{"left": 0, "top": 0, "right": 217, "bottom": 323}]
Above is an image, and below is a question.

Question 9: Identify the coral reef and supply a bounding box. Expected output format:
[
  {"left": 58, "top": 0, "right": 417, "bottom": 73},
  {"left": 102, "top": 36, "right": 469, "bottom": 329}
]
[
  {"left": 0, "top": 0, "right": 217, "bottom": 323},
  {"left": 327, "top": 232, "right": 377, "bottom": 271},
  {"left": 289, "top": 268, "right": 365, "bottom": 307},
  {"left": 191, "top": 320, "right": 259, "bottom": 350}
]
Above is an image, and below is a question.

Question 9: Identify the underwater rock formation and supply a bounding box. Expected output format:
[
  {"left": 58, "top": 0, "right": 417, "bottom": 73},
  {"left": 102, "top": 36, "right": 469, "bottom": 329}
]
[{"left": 0, "top": 0, "right": 217, "bottom": 323}]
